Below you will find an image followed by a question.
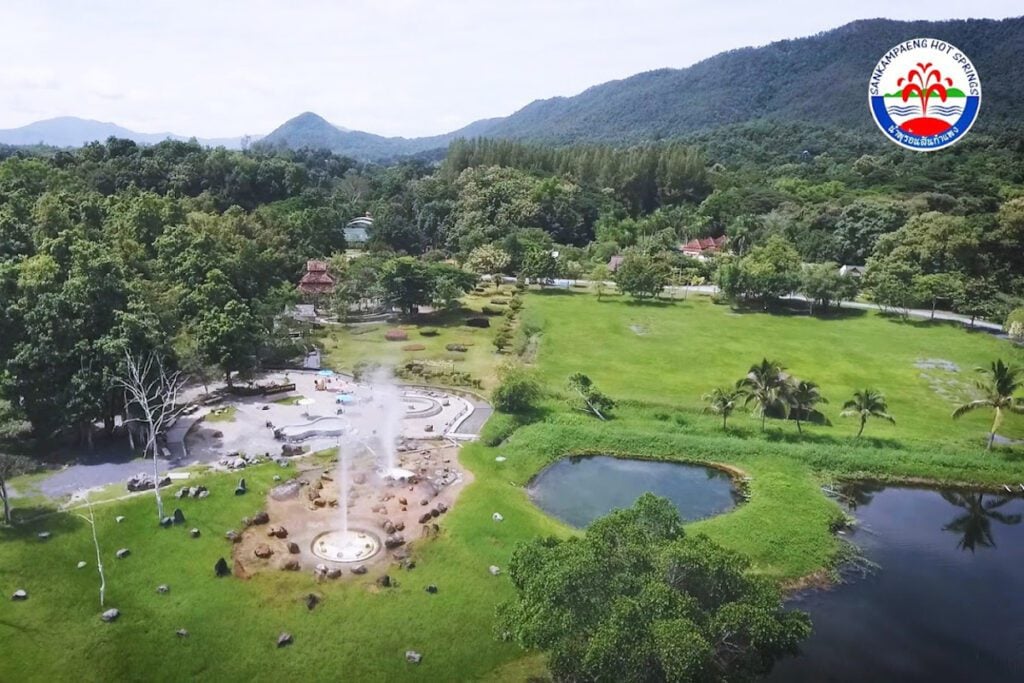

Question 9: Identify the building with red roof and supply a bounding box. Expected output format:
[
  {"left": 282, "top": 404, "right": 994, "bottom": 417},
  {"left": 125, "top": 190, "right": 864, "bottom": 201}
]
[
  {"left": 679, "top": 235, "right": 727, "bottom": 259},
  {"left": 298, "top": 260, "right": 335, "bottom": 296}
]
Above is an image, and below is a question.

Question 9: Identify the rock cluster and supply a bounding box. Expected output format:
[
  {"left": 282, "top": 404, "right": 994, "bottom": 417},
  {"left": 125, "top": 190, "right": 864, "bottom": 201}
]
[
  {"left": 127, "top": 472, "right": 171, "bottom": 492},
  {"left": 175, "top": 485, "right": 209, "bottom": 499}
]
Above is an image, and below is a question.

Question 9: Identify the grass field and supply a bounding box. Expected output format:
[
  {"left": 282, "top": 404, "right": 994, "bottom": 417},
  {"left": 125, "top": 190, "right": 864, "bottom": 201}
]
[{"left": 3, "top": 288, "right": 1023, "bottom": 681}]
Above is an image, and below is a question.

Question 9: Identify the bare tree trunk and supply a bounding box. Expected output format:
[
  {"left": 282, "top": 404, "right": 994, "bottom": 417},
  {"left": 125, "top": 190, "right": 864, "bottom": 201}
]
[
  {"left": 0, "top": 477, "right": 10, "bottom": 526},
  {"left": 76, "top": 496, "right": 106, "bottom": 607}
]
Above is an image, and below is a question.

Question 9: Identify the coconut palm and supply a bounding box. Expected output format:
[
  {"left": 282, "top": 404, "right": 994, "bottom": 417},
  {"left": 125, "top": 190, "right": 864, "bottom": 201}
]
[
  {"left": 788, "top": 380, "right": 828, "bottom": 434},
  {"left": 841, "top": 389, "right": 894, "bottom": 438},
  {"left": 739, "top": 359, "right": 790, "bottom": 432},
  {"left": 702, "top": 386, "right": 743, "bottom": 430},
  {"left": 951, "top": 359, "right": 1024, "bottom": 451},
  {"left": 940, "top": 491, "right": 1022, "bottom": 552}
]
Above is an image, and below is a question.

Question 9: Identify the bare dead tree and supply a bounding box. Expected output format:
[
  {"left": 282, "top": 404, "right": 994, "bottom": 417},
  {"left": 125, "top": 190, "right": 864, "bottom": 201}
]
[
  {"left": 118, "top": 351, "right": 187, "bottom": 522},
  {"left": 74, "top": 492, "right": 106, "bottom": 607}
]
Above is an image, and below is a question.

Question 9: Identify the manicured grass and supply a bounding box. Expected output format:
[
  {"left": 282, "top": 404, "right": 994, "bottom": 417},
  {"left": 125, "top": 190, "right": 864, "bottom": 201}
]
[
  {"left": 527, "top": 291, "right": 1024, "bottom": 449},
  {"left": 319, "top": 288, "right": 511, "bottom": 391},
  {"left": 4, "top": 288, "right": 1024, "bottom": 681}
]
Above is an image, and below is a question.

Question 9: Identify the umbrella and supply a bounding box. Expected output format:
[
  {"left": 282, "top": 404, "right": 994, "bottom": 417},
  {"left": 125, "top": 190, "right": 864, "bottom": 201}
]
[{"left": 297, "top": 397, "right": 316, "bottom": 418}]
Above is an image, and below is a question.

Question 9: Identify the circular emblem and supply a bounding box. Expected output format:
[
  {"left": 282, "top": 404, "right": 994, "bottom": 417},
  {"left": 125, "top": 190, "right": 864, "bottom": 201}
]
[{"left": 868, "top": 38, "right": 981, "bottom": 151}]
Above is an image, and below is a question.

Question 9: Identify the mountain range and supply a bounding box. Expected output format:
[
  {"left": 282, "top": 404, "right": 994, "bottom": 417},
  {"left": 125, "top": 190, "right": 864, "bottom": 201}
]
[
  {"left": 0, "top": 117, "right": 256, "bottom": 149},
  {"left": 4, "top": 15, "right": 1022, "bottom": 160}
]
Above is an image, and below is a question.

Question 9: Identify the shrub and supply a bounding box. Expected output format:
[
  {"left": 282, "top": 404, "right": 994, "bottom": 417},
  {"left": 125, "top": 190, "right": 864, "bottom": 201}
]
[
  {"left": 508, "top": 297, "right": 523, "bottom": 312},
  {"left": 493, "top": 366, "right": 542, "bottom": 413},
  {"left": 494, "top": 328, "right": 512, "bottom": 352},
  {"left": 402, "top": 344, "right": 426, "bottom": 352},
  {"left": 1006, "top": 307, "right": 1024, "bottom": 342},
  {"left": 419, "top": 328, "right": 439, "bottom": 337},
  {"left": 384, "top": 329, "right": 408, "bottom": 341},
  {"left": 466, "top": 317, "right": 490, "bottom": 328},
  {"left": 446, "top": 343, "right": 468, "bottom": 352},
  {"left": 490, "top": 298, "right": 509, "bottom": 305},
  {"left": 482, "top": 306, "right": 503, "bottom": 316}
]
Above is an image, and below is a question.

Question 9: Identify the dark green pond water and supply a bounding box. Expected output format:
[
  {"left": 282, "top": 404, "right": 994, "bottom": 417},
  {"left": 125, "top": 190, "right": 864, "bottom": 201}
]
[
  {"left": 526, "top": 455, "right": 737, "bottom": 527},
  {"left": 768, "top": 484, "right": 1024, "bottom": 682}
]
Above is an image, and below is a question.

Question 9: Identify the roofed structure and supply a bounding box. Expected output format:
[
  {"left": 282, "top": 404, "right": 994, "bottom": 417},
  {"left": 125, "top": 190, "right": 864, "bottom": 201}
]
[
  {"left": 298, "top": 260, "right": 335, "bottom": 295},
  {"left": 679, "top": 235, "right": 727, "bottom": 258}
]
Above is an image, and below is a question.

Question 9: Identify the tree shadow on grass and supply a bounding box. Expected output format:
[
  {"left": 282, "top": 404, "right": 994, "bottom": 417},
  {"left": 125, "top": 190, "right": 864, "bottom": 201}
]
[
  {"left": 0, "top": 505, "right": 84, "bottom": 538},
  {"left": 728, "top": 301, "right": 867, "bottom": 320}
]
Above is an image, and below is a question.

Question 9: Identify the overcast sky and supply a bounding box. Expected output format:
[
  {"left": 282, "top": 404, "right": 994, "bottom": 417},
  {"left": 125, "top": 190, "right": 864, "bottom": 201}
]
[{"left": 1, "top": 1, "right": 1020, "bottom": 138}]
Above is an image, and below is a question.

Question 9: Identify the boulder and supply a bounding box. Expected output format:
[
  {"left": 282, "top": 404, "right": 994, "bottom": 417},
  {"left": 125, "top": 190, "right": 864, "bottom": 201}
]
[
  {"left": 383, "top": 520, "right": 396, "bottom": 535},
  {"left": 254, "top": 544, "right": 273, "bottom": 559},
  {"left": 384, "top": 534, "right": 405, "bottom": 549},
  {"left": 304, "top": 593, "right": 320, "bottom": 610},
  {"left": 101, "top": 608, "right": 120, "bottom": 622},
  {"left": 313, "top": 498, "right": 326, "bottom": 508},
  {"left": 429, "top": 508, "right": 440, "bottom": 518},
  {"left": 160, "top": 516, "right": 174, "bottom": 527},
  {"left": 405, "top": 651, "right": 423, "bottom": 664},
  {"left": 214, "top": 557, "right": 231, "bottom": 577},
  {"left": 376, "top": 574, "right": 392, "bottom": 588},
  {"left": 176, "top": 629, "right": 190, "bottom": 638},
  {"left": 175, "top": 487, "right": 189, "bottom": 499},
  {"left": 241, "top": 516, "right": 252, "bottom": 528},
  {"left": 267, "top": 526, "right": 288, "bottom": 539},
  {"left": 287, "top": 542, "right": 300, "bottom": 554},
  {"left": 11, "top": 589, "right": 28, "bottom": 601},
  {"left": 172, "top": 508, "right": 186, "bottom": 524},
  {"left": 116, "top": 548, "right": 131, "bottom": 559},
  {"left": 394, "top": 521, "right": 405, "bottom": 532},
  {"left": 492, "top": 512, "right": 504, "bottom": 522},
  {"left": 156, "top": 584, "right": 170, "bottom": 594},
  {"left": 351, "top": 564, "right": 368, "bottom": 575},
  {"left": 197, "top": 490, "right": 210, "bottom": 499},
  {"left": 277, "top": 632, "right": 293, "bottom": 648},
  {"left": 270, "top": 480, "right": 302, "bottom": 501},
  {"left": 398, "top": 497, "right": 408, "bottom": 506},
  {"left": 436, "top": 502, "right": 448, "bottom": 513},
  {"left": 418, "top": 512, "right": 432, "bottom": 525},
  {"left": 190, "top": 528, "right": 201, "bottom": 538},
  {"left": 425, "top": 584, "right": 438, "bottom": 594},
  {"left": 282, "top": 559, "right": 301, "bottom": 571},
  {"left": 326, "top": 568, "right": 342, "bottom": 580},
  {"left": 77, "top": 561, "right": 87, "bottom": 569},
  {"left": 37, "top": 531, "right": 51, "bottom": 540},
  {"left": 225, "top": 530, "right": 241, "bottom": 543}
]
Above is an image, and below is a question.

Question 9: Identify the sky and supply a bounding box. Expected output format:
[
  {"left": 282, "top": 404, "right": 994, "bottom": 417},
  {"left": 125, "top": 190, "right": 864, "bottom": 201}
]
[{"left": 0, "top": 1, "right": 1020, "bottom": 138}]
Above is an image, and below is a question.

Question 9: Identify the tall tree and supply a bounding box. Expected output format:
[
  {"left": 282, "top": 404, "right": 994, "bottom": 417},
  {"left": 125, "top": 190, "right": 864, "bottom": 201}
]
[
  {"left": 702, "top": 386, "right": 743, "bottom": 430},
  {"left": 788, "top": 380, "right": 827, "bottom": 434},
  {"left": 841, "top": 389, "right": 895, "bottom": 438},
  {"left": 739, "top": 359, "right": 790, "bottom": 432},
  {"left": 952, "top": 360, "right": 1024, "bottom": 450}
]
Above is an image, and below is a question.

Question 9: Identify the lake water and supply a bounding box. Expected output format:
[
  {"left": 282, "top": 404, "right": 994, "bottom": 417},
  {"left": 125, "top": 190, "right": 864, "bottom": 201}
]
[
  {"left": 768, "top": 484, "right": 1024, "bottom": 682},
  {"left": 527, "top": 455, "right": 737, "bottom": 528}
]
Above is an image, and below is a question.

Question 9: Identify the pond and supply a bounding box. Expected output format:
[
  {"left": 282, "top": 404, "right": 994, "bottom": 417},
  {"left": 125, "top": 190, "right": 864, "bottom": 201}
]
[
  {"left": 768, "top": 484, "right": 1024, "bottom": 682},
  {"left": 527, "top": 455, "right": 738, "bottom": 528}
]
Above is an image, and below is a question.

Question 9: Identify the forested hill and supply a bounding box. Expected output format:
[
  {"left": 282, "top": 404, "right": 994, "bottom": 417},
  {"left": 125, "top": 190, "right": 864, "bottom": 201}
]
[
  {"left": 481, "top": 16, "right": 1024, "bottom": 144},
  {"left": 261, "top": 16, "right": 1023, "bottom": 158}
]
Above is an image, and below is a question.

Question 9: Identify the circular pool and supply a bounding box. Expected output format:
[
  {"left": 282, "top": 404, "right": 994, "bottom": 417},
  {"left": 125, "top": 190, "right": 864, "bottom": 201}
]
[
  {"left": 310, "top": 528, "right": 381, "bottom": 563},
  {"left": 528, "top": 455, "right": 738, "bottom": 528},
  {"left": 402, "top": 393, "right": 444, "bottom": 419}
]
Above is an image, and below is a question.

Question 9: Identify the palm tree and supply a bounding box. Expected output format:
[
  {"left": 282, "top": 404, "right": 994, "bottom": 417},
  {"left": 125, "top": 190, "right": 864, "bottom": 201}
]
[
  {"left": 841, "top": 389, "right": 894, "bottom": 438},
  {"left": 940, "top": 491, "right": 1022, "bottom": 552},
  {"left": 952, "top": 359, "right": 1024, "bottom": 450},
  {"left": 789, "top": 380, "right": 827, "bottom": 434},
  {"left": 702, "top": 386, "right": 743, "bottom": 430},
  {"left": 739, "top": 359, "right": 790, "bottom": 432}
]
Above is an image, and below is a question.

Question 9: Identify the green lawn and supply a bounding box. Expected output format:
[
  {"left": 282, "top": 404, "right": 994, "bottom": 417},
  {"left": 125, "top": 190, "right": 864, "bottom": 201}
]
[{"left": 3, "top": 289, "right": 1024, "bottom": 681}]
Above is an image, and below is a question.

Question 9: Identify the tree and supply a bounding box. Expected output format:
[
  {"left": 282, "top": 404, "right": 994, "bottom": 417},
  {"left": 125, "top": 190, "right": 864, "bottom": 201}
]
[
  {"left": 841, "top": 389, "right": 895, "bottom": 438},
  {"left": 492, "top": 365, "right": 542, "bottom": 414},
  {"left": 194, "top": 300, "right": 263, "bottom": 386},
  {"left": 739, "top": 359, "right": 790, "bottom": 432},
  {"left": 465, "top": 244, "right": 511, "bottom": 287},
  {"left": 379, "top": 256, "right": 432, "bottom": 317},
  {"left": 614, "top": 251, "right": 669, "bottom": 299},
  {"left": 913, "top": 272, "right": 963, "bottom": 320},
  {"left": 567, "top": 372, "right": 615, "bottom": 420},
  {"left": 800, "top": 263, "right": 858, "bottom": 315},
  {"left": 496, "top": 494, "right": 810, "bottom": 683},
  {"left": 519, "top": 247, "right": 560, "bottom": 286},
  {"left": 952, "top": 360, "right": 1024, "bottom": 450},
  {"left": 953, "top": 277, "right": 1002, "bottom": 328},
  {"left": 737, "top": 235, "right": 802, "bottom": 308},
  {"left": 864, "top": 256, "right": 921, "bottom": 318},
  {"left": 788, "top": 380, "right": 827, "bottom": 434},
  {"left": 702, "top": 386, "right": 743, "bottom": 430},
  {"left": 0, "top": 452, "right": 34, "bottom": 525},
  {"left": 589, "top": 263, "right": 611, "bottom": 300},
  {"left": 118, "top": 351, "right": 187, "bottom": 522}
]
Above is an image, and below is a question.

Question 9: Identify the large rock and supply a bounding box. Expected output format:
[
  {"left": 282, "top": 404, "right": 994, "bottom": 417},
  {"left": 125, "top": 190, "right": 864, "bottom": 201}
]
[
  {"left": 225, "top": 530, "right": 241, "bottom": 543},
  {"left": 254, "top": 544, "right": 273, "bottom": 559},
  {"left": 282, "top": 559, "right": 301, "bottom": 571},
  {"left": 267, "top": 526, "right": 288, "bottom": 539},
  {"left": 214, "top": 558, "right": 231, "bottom": 577},
  {"left": 351, "top": 564, "right": 368, "bottom": 575},
  {"left": 172, "top": 508, "right": 186, "bottom": 525},
  {"left": 116, "top": 548, "right": 131, "bottom": 559},
  {"left": 384, "top": 534, "right": 405, "bottom": 549},
  {"left": 251, "top": 511, "right": 270, "bottom": 526},
  {"left": 277, "top": 632, "right": 293, "bottom": 648},
  {"left": 269, "top": 480, "right": 302, "bottom": 501},
  {"left": 405, "top": 651, "right": 423, "bottom": 664},
  {"left": 11, "top": 589, "right": 28, "bottom": 601},
  {"left": 101, "top": 608, "right": 120, "bottom": 622},
  {"left": 287, "top": 542, "right": 300, "bottom": 554}
]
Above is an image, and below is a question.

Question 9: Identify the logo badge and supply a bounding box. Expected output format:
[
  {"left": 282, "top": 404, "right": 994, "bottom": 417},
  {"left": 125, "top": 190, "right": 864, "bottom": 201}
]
[{"left": 868, "top": 39, "right": 981, "bottom": 151}]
